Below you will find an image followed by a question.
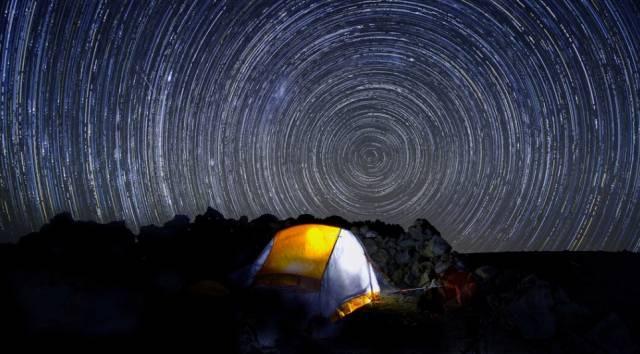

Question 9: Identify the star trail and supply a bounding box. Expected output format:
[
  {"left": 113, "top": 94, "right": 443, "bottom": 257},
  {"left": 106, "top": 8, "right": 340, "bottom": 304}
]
[{"left": 1, "top": 0, "right": 639, "bottom": 251}]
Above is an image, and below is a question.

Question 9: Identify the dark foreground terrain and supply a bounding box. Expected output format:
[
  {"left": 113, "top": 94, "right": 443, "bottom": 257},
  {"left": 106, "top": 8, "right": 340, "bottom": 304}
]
[{"left": 0, "top": 210, "right": 638, "bottom": 353}]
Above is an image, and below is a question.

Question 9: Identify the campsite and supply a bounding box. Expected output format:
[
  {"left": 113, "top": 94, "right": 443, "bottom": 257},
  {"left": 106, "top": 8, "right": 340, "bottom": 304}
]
[
  {"left": 0, "top": 209, "right": 638, "bottom": 353},
  {"left": 2, "top": 0, "right": 639, "bottom": 352}
]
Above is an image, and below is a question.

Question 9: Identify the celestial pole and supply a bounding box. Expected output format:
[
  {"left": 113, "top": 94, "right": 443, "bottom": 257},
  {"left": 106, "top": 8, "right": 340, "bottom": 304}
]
[{"left": 0, "top": 0, "right": 639, "bottom": 251}]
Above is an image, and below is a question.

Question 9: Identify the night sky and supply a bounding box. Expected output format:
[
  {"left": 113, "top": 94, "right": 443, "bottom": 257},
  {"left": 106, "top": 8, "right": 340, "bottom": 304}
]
[{"left": 0, "top": 0, "right": 639, "bottom": 251}]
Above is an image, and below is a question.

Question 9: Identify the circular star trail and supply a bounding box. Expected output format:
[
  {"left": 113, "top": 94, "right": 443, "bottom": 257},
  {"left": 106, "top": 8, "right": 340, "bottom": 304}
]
[{"left": 1, "top": 0, "right": 639, "bottom": 251}]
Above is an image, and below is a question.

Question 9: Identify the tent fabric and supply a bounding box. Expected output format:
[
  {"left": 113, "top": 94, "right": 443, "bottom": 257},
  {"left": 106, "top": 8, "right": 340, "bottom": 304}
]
[
  {"left": 253, "top": 273, "right": 322, "bottom": 290},
  {"left": 257, "top": 224, "right": 340, "bottom": 281},
  {"left": 331, "top": 291, "right": 380, "bottom": 321},
  {"left": 320, "top": 228, "right": 380, "bottom": 317},
  {"left": 242, "top": 238, "right": 274, "bottom": 287},
  {"left": 246, "top": 224, "right": 380, "bottom": 320}
]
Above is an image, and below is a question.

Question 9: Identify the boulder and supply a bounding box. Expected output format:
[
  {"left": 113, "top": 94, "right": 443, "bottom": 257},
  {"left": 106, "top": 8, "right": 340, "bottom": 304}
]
[
  {"left": 418, "top": 271, "right": 432, "bottom": 287},
  {"left": 435, "top": 259, "right": 452, "bottom": 274},
  {"left": 364, "top": 230, "right": 378, "bottom": 239},
  {"left": 195, "top": 207, "right": 224, "bottom": 222},
  {"left": 403, "top": 272, "right": 416, "bottom": 286},
  {"left": 362, "top": 238, "right": 378, "bottom": 254},
  {"left": 410, "top": 261, "right": 431, "bottom": 280},
  {"left": 398, "top": 236, "right": 417, "bottom": 250},
  {"left": 408, "top": 218, "right": 440, "bottom": 240},
  {"left": 408, "top": 225, "right": 422, "bottom": 239},
  {"left": 395, "top": 249, "right": 410, "bottom": 265},
  {"left": 391, "top": 269, "right": 404, "bottom": 285},
  {"left": 371, "top": 249, "right": 390, "bottom": 267},
  {"left": 420, "top": 245, "right": 434, "bottom": 258},
  {"left": 430, "top": 236, "right": 451, "bottom": 257}
]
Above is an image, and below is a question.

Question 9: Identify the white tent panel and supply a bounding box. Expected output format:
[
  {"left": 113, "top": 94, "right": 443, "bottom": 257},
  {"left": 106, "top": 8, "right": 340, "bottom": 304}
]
[
  {"left": 242, "top": 239, "right": 274, "bottom": 287},
  {"left": 319, "top": 229, "right": 375, "bottom": 317}
]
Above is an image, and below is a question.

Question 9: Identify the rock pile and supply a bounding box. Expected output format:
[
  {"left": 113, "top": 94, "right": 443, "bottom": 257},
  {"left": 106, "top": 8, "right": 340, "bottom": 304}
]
[{"left": 352, "top": 218, "right": 462, "bottom": 288}]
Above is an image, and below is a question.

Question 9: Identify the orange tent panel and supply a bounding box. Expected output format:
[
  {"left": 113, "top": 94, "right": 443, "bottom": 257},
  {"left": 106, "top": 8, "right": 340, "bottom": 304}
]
[{"left": 257, "top": 224, "right": 340, "bottom": 281}]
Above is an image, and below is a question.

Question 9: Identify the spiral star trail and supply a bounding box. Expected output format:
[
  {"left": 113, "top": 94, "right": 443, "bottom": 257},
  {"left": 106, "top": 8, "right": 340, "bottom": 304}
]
[{"left": 1, "top": 0, "right": 639, "bottom": 251}]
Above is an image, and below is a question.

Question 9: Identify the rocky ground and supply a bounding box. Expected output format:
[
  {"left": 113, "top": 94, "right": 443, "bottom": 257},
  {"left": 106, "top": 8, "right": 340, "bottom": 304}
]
[
  {"left": 0, "top": 209, "right": 638, "bottom": 353},
  {"left": 236, "top": 253, "right": 639, "bottom": 354}
]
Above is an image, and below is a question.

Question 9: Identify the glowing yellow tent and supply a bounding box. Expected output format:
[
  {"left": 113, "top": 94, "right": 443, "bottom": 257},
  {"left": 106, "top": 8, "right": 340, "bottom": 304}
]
[{"left": 245, "top": 224, "right": 380, "bottom": 320}]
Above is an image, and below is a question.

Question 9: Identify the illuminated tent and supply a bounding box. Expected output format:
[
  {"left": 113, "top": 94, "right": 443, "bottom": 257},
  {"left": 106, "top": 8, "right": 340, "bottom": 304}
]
[{"left": 245, "top": 224, "right": 380, "bottom": 320}]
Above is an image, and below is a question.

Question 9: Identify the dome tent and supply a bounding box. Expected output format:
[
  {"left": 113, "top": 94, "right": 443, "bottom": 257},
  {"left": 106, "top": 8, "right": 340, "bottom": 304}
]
[{"left": 245, "top": 224, "right": 381, "bottom": 320}]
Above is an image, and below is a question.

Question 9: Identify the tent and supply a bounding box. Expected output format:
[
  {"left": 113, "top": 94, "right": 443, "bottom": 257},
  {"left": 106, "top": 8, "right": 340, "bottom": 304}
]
[{"left": 244, "top": 224, "right": 380, "bottom": 320}]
